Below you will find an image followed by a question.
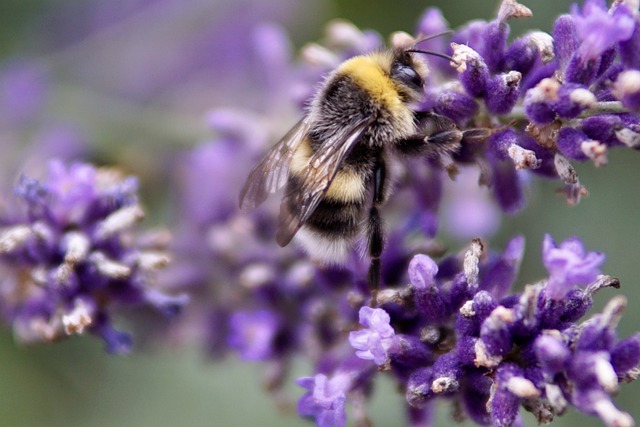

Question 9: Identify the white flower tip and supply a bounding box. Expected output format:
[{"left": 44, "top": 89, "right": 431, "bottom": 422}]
[
  {"left": 431, "top": 376, "right": 459, "bottom": 394},
  {"left": 138, "top": 251, "right": 170, "bottom": 270},
  {"left": 63, "top": 300, "right": 94, "bottom": 335},
  {"left": 240, "top": 263, "right": 275, "bottom": 289},
  {"left": 0, "top": 225, "right": 32, "bottom": 253},
  {"left": 508, "top": 144, "right": 541, "bottom": 169},
  {"left": 492, "top": 305, "right": 515, "bottom": 323},
  {"left": 326, "top": 19, "right": 364, "bottom": 48},
  {"left": 498, "top": 0, "right": 533, "bottom": 21},
  {"left": 594, "top": 400, "right": 635, "bottom": 427},
  {"left": 531, "top": 78, "right": 561, "bottom": 102},
  {"left": 474, "top": 339, "right": 503, "bottom": 368},
  {"left": 90, "top": 252, "right": 132, "bottom": 279},
  {"left": 63, "top": 231, "right": 91, "bottom": 264},
  {"left": 595, "top": 356, "right": 620, "bottom": 394},
  {"left": 545, "top": 383, "right": 568, "bottom": 412},
  {"left": 506, "top": 377, "right": 540, "bottom": 398},
  {"left": 569, "top": 88, "right": 597, "bottom": 108},
  {"left": 615, "top": 127, "right": 640, "bottom": 148},
  {"left": 53, "top": 263, "right": 74, "bottom": 285},
  {"left": 450, "top": 43, "right": 481, "bottom": 73},
  {"left": 613, "top": 70, "right": 640, "bottom": 98},
  {"left": 581, "top": 140, "right": 608, "bottom": 167},
  {"left": 94, "top": 205, "right": 145, "bottom": 240},
  {"left": 460, "top": 300, "right": 476, "bottom": 317},
  {"left": 526, "top": 31, "right": 555, "bottom": 63},
  {"left": 301, "top": 43, "right": 339, "bottom": 67}
]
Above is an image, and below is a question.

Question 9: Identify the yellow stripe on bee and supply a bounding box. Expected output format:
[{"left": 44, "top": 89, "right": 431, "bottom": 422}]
[
  {"left": 325, "top": 169, "right": 366, "bottom": 203},
  {"left": 290, "top": 140, "right": 365, "bottom": 203},
  {"left": 337, "top": 55, "right": 402, "bottom": 111}
]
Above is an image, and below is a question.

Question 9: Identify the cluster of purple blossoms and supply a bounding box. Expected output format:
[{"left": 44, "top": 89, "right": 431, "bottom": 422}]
[
  {"left": 0, "top": 0, "right": 638, "bottom": 427},
  {"left": 298, "top": 236, "right": 639, "bottom": 427},
  {"left": 0, "top": 159, "right": 186, "bottom": 353},
  {"left": 413, "top": 0, "right": 640, "bottom": 211}
]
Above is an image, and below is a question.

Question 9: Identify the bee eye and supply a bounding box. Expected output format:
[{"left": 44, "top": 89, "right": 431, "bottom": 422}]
[{"left": 391, "top": 63, "right": 423, "bottom": 89}]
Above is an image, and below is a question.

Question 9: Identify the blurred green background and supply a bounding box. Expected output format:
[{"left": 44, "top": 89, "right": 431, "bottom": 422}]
[{"left": 1, "top": 0, "right": 639, "bottom": 426}]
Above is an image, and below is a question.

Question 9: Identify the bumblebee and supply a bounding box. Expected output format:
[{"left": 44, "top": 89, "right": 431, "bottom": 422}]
[{"left": 240, "top": 38, "right": 482, "bottom": 301}]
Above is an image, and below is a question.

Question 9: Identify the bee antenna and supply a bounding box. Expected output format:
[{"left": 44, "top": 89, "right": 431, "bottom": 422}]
[
  {"left": 406, "top": 49, "right": 454, "bottom": 62},
  {"left": 413, "top": 30, "right": 453, "bottom": 46}
]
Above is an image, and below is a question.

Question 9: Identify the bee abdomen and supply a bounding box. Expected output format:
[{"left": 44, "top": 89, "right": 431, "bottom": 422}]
[
  {"left": 298, "top": 198, "right": 363, "bottom": 265},
  {"left": 305, "top": 198, "right": 362, "bottom": 237}
]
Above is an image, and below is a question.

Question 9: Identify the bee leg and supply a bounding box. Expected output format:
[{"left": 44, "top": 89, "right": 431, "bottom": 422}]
[
  {"left": 395, "top": 129, "right": 463, "bottom": 157},
  {"left": 367, "top": 156, "right": 386, "bottom": 306}
]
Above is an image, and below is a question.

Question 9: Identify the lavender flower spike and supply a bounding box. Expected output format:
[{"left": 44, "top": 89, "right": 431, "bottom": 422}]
[
  {"left": 0, "top": 159, "right": 183, "bottom": 353},
  {"left": 542, "top": 234, "right": 605, "bottom": 300},
  {"left": 349, "top": 306, "right": 395, "bottom": 366}
]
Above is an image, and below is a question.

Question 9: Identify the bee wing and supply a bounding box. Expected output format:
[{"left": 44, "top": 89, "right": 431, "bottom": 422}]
[
  {"left": 276, "top": 116, "right": 374, "bottom": 247},
  {"left": 239, "top": 118, "right": 310, "bottom": 211}
]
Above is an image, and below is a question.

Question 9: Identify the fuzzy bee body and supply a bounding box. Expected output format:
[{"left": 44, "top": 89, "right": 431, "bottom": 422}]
[
  {"left": 283, "top": 53, "right": 418, "bottom": 263},
  {"left": 240, "top": 43, "right": 472, "bottom": 295}
]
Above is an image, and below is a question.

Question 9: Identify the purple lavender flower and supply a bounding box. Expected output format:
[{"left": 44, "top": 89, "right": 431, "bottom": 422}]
[
  {"left": 542, "top": 234, "right": 605, "bottom": 300},
  {"left": 297, "top": 372, "right": 351, "bottom": 427},
  {"left": 0, "top": 159, "right": 184, "bottom": 353},
  {"left": 349, "top": 306, "right": 395, "bottom": 365},
  {"left": 228, "top": 309, "right": 281, "bottom": 361},
  {"left": 570, "top": 0, "right": 635, "bottom": 61}
]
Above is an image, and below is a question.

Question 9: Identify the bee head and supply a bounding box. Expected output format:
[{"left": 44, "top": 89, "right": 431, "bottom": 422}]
[
  {"left": 389, "top": 49, "right": 427, "bottom": 102},
  {"left": 389, "top": 31, "right": 453, "bottom": 102}
]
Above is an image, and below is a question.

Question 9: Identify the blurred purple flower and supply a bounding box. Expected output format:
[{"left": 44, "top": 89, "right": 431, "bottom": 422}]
[
  {"left": 542, "top": 234, "right": 605, "bottom": 300},
  {"left": 297, "top": 372, "right": 350, "bottom": 427},
  {"left": 0, "top": 159, "right": 184, "bottom": 353},
  {"left": 0, "top": 60, "right": 48, "bottom": 126},
  {"left": 570, "top": 0, "right": 635, "bottom": 60},
  {"left": 228, "top": 309, "right": 280, "bottom": 361}
]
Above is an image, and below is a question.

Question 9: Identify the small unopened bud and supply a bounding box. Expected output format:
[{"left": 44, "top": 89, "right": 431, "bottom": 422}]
[
  {"left": 450, "top": 43, "right": 482, "bottom": 73},
  {"left": 63, "top": 299, "right": 94, "bottom": 335},
  {"left": 460, "top": 300, "right": 475, "bottom": 317},
  {"left": 94, "top": 205, "right": 144, "bottom": 240},
  {"left": 498, "top": 0, "right": 532, "bottom": 21},
  {"left": 593, "top": 399, "right": 634, "bottom": 427},
  {"left": 431, "top": 376, "right": 459, "bottom": 394},
  {"left": 506, "top": 377, "right": 540, "bottom": 398},
  {"left": 526, "top": 31, "right": 554, "bottom": 63},
  {"left": 301, "top": 43, "right": 339, "bottom": 67},
  {"left": 137, "top": 251, "right": 170, "bottom": 270},
  {"left": 63, "top": 231, "right": 91, "bottom": 264},
  {"left": 569, "top": 88, "right": 597, "bottom": 108},
  {"left": 0, "top": 225, "right": 32, "bottom": 253},
  {"left": 326, "top": 20, "right": 365, "bottom": 48},
  {"left": 615, "top": 127, "right": 640, "bottom": 148},
  {"left": 90, "top": 252, "right": 132, "bottom": 279},
  {"left": 240, "top": 263, "right": 275, "bottom": 289},
  {"left": 594, "top": 355, "right": 619, "bottom": 394},
  {"left": 581, "top": 140, "right": 608, "bottom": 167}
]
